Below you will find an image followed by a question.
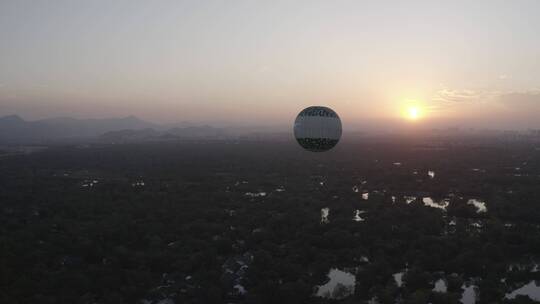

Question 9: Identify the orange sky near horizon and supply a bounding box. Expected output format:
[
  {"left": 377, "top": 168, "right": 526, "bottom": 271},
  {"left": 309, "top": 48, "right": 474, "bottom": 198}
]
[{"left": 1, "top": 1, "right": 540, "bottom": 130}]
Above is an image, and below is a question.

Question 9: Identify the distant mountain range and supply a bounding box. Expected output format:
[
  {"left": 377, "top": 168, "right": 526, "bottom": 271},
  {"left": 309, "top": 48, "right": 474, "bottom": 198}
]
[
  {"left": 99, "top": 126, "right": 227, "bottom": 143},
  {"left": 4, "top": 114, "right": 537, "bottom": 144},
  {"left": 0, "top": 115, "right": 231, "bottom": 143}
]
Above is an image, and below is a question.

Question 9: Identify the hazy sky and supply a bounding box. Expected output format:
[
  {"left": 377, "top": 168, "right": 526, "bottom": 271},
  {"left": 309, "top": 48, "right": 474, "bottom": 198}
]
[{"left": 1, "top": 0, "right": 540, "bottom": 129}]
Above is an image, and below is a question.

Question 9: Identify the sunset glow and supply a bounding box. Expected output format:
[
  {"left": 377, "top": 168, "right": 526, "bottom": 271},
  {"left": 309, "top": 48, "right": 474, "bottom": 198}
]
[
  {"left": 407, "top": 107, "right": 421, "bottom": 120},
  {"left": 400, "top": 103, "right": 425, "bottom": 121},
  {"left": 1, "top": 1, "right": 540, "bottom": 130}
]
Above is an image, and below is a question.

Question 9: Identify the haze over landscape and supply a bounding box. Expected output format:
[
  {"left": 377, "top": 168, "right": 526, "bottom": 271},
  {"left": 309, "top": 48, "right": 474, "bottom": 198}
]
[
  {"left": 5, "top": 2, "right": 540, "bottom": 304},
  {"left": 2, "top": 0, "right": 540, "bottom": 131}
]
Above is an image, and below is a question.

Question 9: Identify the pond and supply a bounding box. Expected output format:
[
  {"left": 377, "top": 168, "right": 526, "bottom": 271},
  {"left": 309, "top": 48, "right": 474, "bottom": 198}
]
[
  {"left": 422, "top": 197, "right": 449, "bottom": 211},
  {"left": 460, "top": 283, "right": 477, "bottom": 304},
  {"left": 321, "top": 208, "right": 330, "bottom": 224},
  {"left": 353, "top": 210, "right": 366, "bottom": 222},
  {"left": 315, "top": 269, "right": 356, "bottom": 300},
  {"left": 404, "top": 196, "right": 417, "bottom": 204},
  {"left": 275, "top": 187, "right": 285, "bottom": 192},
  {"left": 506, "top": 281, "right": 540, "bottom": 301},
  {"left": 433, "top": 279, "right": 447, "bottom": 292},
  {"left": 393, "top": 272, "right": 404, "bottom": 287},
  {"left": 245, "top": 192, "right": 267, "bottom": 198},
  {"left": 467, "top": 199, "right": 487, "bottom": 213}
]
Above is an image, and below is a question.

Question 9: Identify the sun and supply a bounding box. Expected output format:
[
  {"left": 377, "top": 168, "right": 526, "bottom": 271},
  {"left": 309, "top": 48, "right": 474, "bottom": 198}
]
[
  {"left": 407, "top": 106, "right": 421, "bottom": 120},
  {"left": 402, "top": 105, "right": 424, "bottom": 121}
]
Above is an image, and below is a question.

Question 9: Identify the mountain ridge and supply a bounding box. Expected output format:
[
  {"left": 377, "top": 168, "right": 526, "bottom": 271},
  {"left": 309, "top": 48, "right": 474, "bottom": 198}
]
[
  {"left": 0, "top": 114, "right": 290, "bottom": 143},
  {"left": 0, "top": 115, "right": 160, "bottom": 143}
]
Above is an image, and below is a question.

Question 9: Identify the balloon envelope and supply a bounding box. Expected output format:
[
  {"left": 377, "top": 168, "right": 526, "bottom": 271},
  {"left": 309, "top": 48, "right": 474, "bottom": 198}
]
[{"left": 293, "top": 106, "right": 342, "bottom": 152}]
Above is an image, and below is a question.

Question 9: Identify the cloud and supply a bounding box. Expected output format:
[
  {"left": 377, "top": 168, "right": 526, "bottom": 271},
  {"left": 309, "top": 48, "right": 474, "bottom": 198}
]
[
  {"left": 431, "top": 89, "right": 498, "bottom": 104},
  {"left": 432, "top": 87, "right": 540, "bottom": 106},
  {"left": 428, "top": 88, "right": 540, "bottom": 127},
  {"left": 427, "top": 89, "right": 501, "bottom": 116}
]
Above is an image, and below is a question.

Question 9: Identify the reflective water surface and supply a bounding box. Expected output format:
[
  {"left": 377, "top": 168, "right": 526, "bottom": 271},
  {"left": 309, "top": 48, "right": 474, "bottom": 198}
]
[
  {"left": 506, "top": 281, "right": 540, "bottom": 301},
  {"left": 315, "top": 269, "right": 355, "bottom": 299}
]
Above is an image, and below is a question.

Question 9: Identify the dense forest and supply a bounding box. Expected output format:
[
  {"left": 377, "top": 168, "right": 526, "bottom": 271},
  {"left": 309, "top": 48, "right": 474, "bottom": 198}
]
[{"left": 2, "top": 138, "right": 540, "bottom": 303}]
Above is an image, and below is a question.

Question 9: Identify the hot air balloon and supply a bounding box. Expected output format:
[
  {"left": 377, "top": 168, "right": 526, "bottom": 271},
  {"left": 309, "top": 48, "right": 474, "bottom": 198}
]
[{"left": 293, "top": 106, "right": 342, "bottom": 152}]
